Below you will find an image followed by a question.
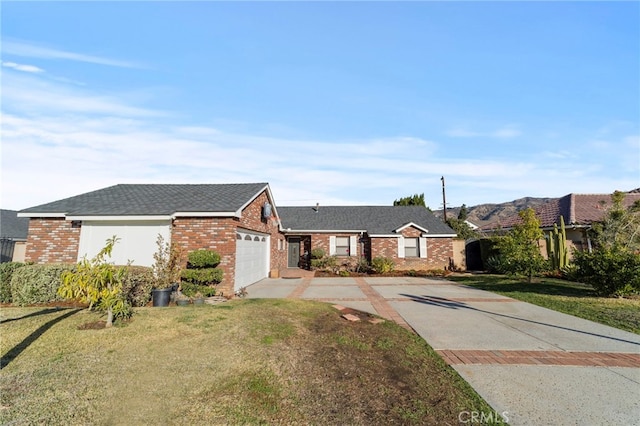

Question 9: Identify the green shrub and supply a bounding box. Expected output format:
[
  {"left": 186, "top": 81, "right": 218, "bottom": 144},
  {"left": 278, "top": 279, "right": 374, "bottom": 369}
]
[
  {"left": 485, "top": 255, "right": 508, "bottom": 274},
  {"left": 310, "top": 255, "right": 337, "bottom": 271},
  {"left": 10, "top": 264, "right": 76, "bottom": 306},
  {"left": 181, "top": 268, "right": 223, "bottom": 285},
  {"left": 339, "top": 270, "right": 350, "bottom": 277},
  {"left": 180, "top": 282, "right": 216, "bottom": 298},
  {"left": 574, "top": 248, "right": 640, "bottom": 297},
  {"left": 187, "top": 250, "right": 221, "bottom": 268},
  {"left": 371, "top": 257, "right": 394, "bottom": 274},
  {"left": 310, "top": 248, "right": 325, "bottom": 260},
  {"left": 120, "top": 265, "right": 155, "bottom": 307},
  {"left": 560, "top": 263, "right": 580, "bottom": 282},
  {"left": 0, "top": 262, "right": 26, "bottom": 303},
  {"left": 354, "top": 257, "right": 371, "bottom": 273}
]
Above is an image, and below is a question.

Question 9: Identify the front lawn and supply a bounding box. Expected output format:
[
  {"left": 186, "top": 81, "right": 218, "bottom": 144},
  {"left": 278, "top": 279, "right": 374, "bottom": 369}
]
[
  {"left": 0, "top": 299, "right": 500, "bottom": 425},
  {"left": 448, "top": 274, "right": 640, "bottom": 335}
]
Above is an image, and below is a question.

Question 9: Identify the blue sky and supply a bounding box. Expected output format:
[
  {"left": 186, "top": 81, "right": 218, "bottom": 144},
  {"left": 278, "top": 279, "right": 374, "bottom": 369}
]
[{"left": 2, "top": 2, "right": 638, "bottom": 211}]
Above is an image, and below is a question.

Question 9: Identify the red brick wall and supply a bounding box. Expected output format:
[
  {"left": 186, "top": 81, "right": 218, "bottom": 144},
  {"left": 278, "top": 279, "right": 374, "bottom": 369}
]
[
  {"left": 305, "top": 233, "right": 363, "bottom": 257},
  {"left": 171, "top": 217, "right": 237, "bottom": 295},
  {"left": 171, "top": 190, "right": 286, "bottom": 296},
  {"left": 237, "top": 191, "right": 287, "bottom": 274},
  {"left": 24, "top": 218, "right": 80, "bottom": 264},
  {"left": 370, "top": 226, "right": 454, "bottom": 270}
]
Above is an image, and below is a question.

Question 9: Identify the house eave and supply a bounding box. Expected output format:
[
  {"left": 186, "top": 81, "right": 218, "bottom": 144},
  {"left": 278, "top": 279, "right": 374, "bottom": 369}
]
[
  {"left": 67, "top": 215, "right": 173, "bottom": 221},
  {"left": 172, "top": 211, "right": 240, "bottom": 219},
  {"left": 283, "top": 229, "right": 367, "bottom": 234},
  {"left": 17, "top": 212, "right": 66, "bottom": 218}
]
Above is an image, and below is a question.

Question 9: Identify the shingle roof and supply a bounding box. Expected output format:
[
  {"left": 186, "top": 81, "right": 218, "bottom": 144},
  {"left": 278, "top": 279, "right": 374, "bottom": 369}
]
[
  {"left": 19, "top": 183, "right": 269, "bottom": 216},
  {"left": 1, "top": 210, "right": 30, "bottom": 240},
  {"left": 278, "top": 205, "right": 456, "bottom": 235},
  {"left": 481, "top": 192, "right": 640, "bottom": 231}
]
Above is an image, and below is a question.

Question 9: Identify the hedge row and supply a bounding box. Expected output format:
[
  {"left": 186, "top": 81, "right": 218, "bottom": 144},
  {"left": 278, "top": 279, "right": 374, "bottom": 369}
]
[
  {"left": 0, "top": 263, "right": 156, "bottom": 307},
  {"left": 9, "top": 264, "right": 75, "bottom": 306}
]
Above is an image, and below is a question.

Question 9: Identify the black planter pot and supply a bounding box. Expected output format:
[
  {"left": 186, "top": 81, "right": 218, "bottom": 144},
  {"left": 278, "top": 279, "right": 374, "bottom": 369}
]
[{"left": 152, "top": 288, "right": 173, "bottom": 307}]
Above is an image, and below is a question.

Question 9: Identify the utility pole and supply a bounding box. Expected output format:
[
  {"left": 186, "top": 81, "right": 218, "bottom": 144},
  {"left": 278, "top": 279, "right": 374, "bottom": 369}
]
[{"left": 441, "top": 176, "right": 447, "bottom": 222}]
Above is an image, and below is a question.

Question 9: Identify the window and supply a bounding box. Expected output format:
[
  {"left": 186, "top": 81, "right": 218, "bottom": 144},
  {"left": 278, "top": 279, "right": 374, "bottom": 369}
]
[
  {"left": 330, "top": 235, "right": 356, "bottom": 256},
  {"left": 335, "top": 236, "right": 350, "bottom": 256},
  {"left": 404, "top": 238, "right": 419, "bottom": 257}
]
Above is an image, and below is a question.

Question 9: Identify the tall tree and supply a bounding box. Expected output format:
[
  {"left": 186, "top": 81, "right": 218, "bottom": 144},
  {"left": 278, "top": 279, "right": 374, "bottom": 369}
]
[
  {"left": 457, "top": 204, "right": 469, "bottom": 221},
  {"left": 590, "top": 191, "right": 640, "bottom": 252},
  {"left": 393, "top": 193, "right": 429, "bottom": 210}
]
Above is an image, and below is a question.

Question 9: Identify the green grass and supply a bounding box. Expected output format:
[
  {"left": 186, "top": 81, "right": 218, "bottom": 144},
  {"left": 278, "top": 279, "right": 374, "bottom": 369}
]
[
  {"left": 449, "top": 274, "right": 640, "bottom": 334},
  {"left": 0, "top": 299, "right": 501, "bottom": 425}
]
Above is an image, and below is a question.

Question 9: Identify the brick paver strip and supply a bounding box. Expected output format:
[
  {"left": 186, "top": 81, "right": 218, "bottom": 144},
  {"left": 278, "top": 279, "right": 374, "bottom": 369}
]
[
  {"left": 436, "top": 350, "right": 640, "bottom": 367},
  {"left": 354, "top": 277, "right": 413, "bottom": 331},
  {"left": 286, "top": 277, "right": 313, "bottom": 299}
]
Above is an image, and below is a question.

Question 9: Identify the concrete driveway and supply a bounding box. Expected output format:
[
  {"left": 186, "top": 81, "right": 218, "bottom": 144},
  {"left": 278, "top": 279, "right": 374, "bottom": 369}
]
[{"left": 247, "top": 275, "right": 640, "bottom": 426}]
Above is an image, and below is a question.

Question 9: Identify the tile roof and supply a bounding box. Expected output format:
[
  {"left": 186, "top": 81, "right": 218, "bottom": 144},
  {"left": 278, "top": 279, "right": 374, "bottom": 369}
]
[
  {"left": 481, "top": 192, "right": 640, "bottom": 231},
  {"left": 19, "top": 183, "right": 270, "bottom": 216},
  {"left": 278, "top": 205, "right": 456, "bottom": 235},
  {"left": 1, "top": 210, "right": 29, "bottom": 240}
]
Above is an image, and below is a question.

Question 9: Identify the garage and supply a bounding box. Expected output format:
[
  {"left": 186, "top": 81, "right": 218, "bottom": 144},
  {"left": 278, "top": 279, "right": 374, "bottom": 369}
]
[
  {"left": 235, "top": 229, "right": 270, "bottom": 290},
  {"left": 77, "top": 220, "right": 171, "bottom": 266}
]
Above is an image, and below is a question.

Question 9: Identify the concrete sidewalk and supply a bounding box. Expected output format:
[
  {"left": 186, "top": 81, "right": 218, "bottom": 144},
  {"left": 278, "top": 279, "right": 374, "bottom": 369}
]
[{"left": 247, "top": 276, "right": 640, "bottom": 425}]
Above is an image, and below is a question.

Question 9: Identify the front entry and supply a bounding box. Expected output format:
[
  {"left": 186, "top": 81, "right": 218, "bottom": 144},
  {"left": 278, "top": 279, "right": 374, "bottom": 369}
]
[{"left": 288, "top": 238, "right": 300, "bottom": 267}]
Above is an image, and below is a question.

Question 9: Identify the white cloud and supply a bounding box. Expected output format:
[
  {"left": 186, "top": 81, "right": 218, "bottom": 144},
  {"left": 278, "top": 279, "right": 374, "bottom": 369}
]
[
  {"left": 3, "top": 71, "right": 163, "bottom": 117},
  {"left": 2, "top": 61, "right": 44, "bottom": 73},
  {"left": 446, "top": 125, "right": 521, "bottom": 139},
  {"left": 1, "top": 70, "right": 635, "bottom": 210},
  {"left": 491, "top": 126, "right": 521, "bottom": 139},
  {"left": 3, "top": 39, "right": 143, "bottom": 69}
]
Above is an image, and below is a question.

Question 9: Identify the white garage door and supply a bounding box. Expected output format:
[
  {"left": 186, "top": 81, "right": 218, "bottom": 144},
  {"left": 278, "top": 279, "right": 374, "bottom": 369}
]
[
  {"left": 78, "top": 220, "right": 171, "bottom": 266},
  {"left": 235, "top": 230, "right": 269, "bottom": 290}
]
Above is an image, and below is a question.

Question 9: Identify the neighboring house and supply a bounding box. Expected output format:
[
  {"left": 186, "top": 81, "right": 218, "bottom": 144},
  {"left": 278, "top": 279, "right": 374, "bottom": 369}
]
[
  {"left": 0, "top": 209, "right": 30, "bottom": 263},
  {"left": 480, "top": 191, "right": 640, "bottom": 253},
  {"left": 18, "top": 183, "right": 457, "bottom": 295},
  {"left": 278, "top": 205, "right": 457, "bottom": 271}
]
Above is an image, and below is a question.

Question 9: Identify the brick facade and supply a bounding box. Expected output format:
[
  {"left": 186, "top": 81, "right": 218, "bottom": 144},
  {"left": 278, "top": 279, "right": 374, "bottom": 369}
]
[
  {"left": 24, "top": 218, "right": 80, "bottom": 264},
  {"left": 291, "top": 226, "right": 454, "bottom": 272},
  {"left": 172, "top": 190, "right": 286, "bottom": 296}
]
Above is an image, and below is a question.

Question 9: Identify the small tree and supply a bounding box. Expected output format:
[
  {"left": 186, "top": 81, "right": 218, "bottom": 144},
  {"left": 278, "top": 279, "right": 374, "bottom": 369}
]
[
  {"left": 59, "top": 236, "right": 130, "bottom": 327},
  {"left": 496, "top": 208, "right": 547, "bottom": 283},
  {"left": 151, "top": 234, "right": 183, "bottom": 289}
]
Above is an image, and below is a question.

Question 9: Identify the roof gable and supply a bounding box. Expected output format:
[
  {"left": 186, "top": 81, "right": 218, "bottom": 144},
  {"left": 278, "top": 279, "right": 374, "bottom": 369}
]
[{"left": 19, "top": 183, "right": 270, "bottom": 217}]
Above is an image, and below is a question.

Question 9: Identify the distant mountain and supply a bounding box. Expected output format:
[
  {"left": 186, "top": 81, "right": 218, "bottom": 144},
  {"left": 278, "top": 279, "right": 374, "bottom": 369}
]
[
  {"left": 433, "top": 188, "right": 640, "bottom": 228},
  {"left": 433, "top": 197, "right": 554, "bottom": 227}
]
